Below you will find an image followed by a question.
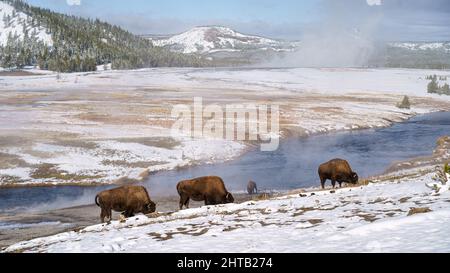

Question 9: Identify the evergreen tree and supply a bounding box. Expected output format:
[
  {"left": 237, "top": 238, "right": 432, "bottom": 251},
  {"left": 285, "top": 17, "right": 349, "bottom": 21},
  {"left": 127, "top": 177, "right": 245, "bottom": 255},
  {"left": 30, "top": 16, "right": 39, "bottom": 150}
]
[
  {"left": 397, "top": 96, "right": 411, "bottom": 109},
  {"left": 442, "top": 83, "right": 450, "bottom": 95},
  {"left": 427, "top": 78, "right": 439, "bottom": 94}
]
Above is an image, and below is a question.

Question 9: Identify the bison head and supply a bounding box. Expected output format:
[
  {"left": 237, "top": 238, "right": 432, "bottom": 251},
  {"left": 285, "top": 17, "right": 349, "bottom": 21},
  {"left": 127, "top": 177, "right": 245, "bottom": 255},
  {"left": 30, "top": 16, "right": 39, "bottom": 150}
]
[
  {"left": 350, "top": 172, "right": 359, "bottom": 184},
  {"left": 225, "top": 192, "right": 234, "bottom": 203},
  {"left": 143, "top": 201, "right": 156, "bottom": 214}
]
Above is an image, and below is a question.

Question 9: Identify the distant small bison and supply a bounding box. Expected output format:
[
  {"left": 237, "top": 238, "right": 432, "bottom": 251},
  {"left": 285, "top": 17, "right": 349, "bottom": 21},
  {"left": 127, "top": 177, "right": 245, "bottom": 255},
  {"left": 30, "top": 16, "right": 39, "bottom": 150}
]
[
  {"left": 318, "top": 159, "right": 359, "bottom": 189},
  {"left": 95, "top": 185, "right": 156, "bottom": 223},
  {"left": 177, "top": 176, "right": 234, "bottom": 209},
  {"left": 247, "top": 181, "right": 258, "bottom": 195}
]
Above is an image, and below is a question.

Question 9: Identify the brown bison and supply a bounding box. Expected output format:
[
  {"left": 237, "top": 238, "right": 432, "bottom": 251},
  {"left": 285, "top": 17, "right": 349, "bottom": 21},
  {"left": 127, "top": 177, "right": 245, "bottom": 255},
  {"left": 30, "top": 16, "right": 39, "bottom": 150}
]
[
  {"left": 95, "top": 185, "right": 156, "bottom": 223},
  {"left": 177, "top": 176, "right": 234, "bottom": 210},
  {"left": 247, "top": 181, "right": 258, "bottom": 195},
  {"left": 318, "top": 159, "right": 359, "bottom": 189}
]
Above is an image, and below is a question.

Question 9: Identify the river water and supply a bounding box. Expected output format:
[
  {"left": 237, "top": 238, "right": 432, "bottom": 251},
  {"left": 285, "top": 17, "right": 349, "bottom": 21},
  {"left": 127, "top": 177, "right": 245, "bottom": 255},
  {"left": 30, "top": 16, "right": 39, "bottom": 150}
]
[{"left": 1, "top": 111, "right": 449, "bottom": 213}]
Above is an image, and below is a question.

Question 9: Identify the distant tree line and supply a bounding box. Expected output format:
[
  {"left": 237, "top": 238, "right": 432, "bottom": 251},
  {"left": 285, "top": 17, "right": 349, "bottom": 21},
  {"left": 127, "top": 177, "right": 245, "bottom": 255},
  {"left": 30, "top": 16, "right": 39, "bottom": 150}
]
[
  {"left": 369, "top": 47, "right": 450, "bottom": 70},
  {"left": 0, "top": 0, "right": 206, "bottom": 72}
]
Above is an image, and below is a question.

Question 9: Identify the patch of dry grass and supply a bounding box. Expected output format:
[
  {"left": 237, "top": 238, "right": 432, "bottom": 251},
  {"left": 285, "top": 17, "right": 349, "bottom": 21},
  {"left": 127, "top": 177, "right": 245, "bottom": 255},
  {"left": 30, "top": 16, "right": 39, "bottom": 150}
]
[
  {"left": 252, "top": 193, "right": 272, "bottom": 201},
  {"left": 101, "top": 159, "right": 168, "bottom": 168},
  {"left": 0, "top": 152, "right": 30, "bottom": 169},
  {"left": 30, "top": 164, "right": 102, "bottom": 181},
  {"left": 148, "top": 228, "right": 209, "bottom": 241},
  {"left": 0, "top": 175, "right": 23, "bottom": 184},
  {"left": 399, "top": 197, "right": 412, "bottom": 203},
  {"left": 222, "top": 224, "right": 245, "bottom": 232},
  {"left": 307, "top": 219, "right": 324, "bottom": 225},
  {"left": 114, "top": 137, "right": 181, "bottom": 150},
  {"left": 54, "top": 140, "right": 99, "bottom": 150},
  {"left": 407, "top": 207, "right": 432, "bottom": 216}
]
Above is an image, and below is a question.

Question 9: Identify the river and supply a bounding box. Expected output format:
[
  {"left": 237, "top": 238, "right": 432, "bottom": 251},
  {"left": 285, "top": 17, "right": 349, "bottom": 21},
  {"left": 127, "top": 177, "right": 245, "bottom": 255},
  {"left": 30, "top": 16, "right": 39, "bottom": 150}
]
[{"left": 1, "top": 111, "right": 449, "bottom": 213}]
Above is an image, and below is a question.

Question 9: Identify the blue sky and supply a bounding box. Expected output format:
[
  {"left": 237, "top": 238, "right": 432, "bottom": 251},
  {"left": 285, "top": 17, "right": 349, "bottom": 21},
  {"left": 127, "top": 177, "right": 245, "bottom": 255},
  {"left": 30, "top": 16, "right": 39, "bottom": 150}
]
[{"left": 24, "top": 0, "right": 450, "bottom": 41}]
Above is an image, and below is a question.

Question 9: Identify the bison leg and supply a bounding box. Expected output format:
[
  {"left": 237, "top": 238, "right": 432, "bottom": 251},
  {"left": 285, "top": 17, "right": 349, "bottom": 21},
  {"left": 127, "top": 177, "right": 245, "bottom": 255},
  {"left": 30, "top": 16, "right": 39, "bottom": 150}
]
[
  {"left": 107, "top": 209, "right": 112, "bottom": 223},
  {"left": 179, "top": 195, "right": 189, "bottom": 210},
  {"left": 320, "top": 177, "right": 326, "bottom": 189},
  {"left": 339, "top": 182, "right": 343, "bottom": 188},
  {"left": 331, "top": 180, "right": 336, "bottom": 189},
  {"left": 206, "top": 197, "right": 219, "bottom": 206},
  {"left": 100, "top": 208, "right": 106, "bottom": 223},
  {"left": 122, "top": 210, "right": 132, "bottom": 218}
]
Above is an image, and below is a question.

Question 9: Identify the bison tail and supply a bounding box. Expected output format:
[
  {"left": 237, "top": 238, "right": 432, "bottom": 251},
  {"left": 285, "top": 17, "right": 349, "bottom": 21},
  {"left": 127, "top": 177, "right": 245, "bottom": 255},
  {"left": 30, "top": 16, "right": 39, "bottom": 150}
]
[{"left": 95, "top": 195, "right": 100, "bottom": 207}]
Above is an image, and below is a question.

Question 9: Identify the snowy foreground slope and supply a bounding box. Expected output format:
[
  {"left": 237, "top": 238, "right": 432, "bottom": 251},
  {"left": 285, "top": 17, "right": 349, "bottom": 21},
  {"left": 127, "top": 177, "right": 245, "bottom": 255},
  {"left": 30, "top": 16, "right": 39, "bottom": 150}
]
[{"left": 5, "top": 173, "right": 450, "bottom": 253}]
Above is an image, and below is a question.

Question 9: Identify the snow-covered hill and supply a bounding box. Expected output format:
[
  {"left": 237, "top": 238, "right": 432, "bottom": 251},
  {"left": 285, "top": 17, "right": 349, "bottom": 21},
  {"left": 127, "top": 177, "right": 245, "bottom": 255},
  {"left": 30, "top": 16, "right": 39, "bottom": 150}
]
[
  {"left": 0, "top": 1, "right": 52, "bottom": 47},
  {"left": 149, "top": 26, "right": 297, "bottom": 54},
  {"left": 150, "top": 26, "right": 450, "bottom": 57}
]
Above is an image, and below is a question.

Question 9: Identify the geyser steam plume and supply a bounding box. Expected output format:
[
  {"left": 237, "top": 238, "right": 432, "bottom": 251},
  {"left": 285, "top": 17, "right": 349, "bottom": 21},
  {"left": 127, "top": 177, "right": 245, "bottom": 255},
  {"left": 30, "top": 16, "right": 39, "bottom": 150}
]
[{"left": 269, "top": 0, "right": 383, "bottom": 67}]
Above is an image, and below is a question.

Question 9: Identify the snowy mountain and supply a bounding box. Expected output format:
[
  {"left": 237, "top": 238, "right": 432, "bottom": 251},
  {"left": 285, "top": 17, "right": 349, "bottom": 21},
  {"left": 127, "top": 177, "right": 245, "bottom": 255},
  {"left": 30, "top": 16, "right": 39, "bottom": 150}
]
[
  {"left": 0, "top": 1, "right": 52, "bottom": 47},
  {"left": 148, "top": 26, "right": 450, "bottom": 68},
  {"left": 390, "top": 42, "right": 450, "bottom": 52},
  {"left": 149, "top": 26, "right": 298, "bottom": 55},
  {"left": 2, "top": 0, "right": 448, "bottom": 70}
]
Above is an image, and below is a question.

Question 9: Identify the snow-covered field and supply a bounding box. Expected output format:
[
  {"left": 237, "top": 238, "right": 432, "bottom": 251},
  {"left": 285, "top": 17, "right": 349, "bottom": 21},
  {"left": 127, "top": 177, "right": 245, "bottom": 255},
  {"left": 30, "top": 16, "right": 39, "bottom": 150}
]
[
  {"left": 3, "top": 67, "right": 449, "bottom": 96},
  {"left": 4, "top": 171, "right": 449, "bottom": 253},
  {"left": 0, "top": 137, "right": 246, "bottom": 186},
  {"left": 1, "top": 67, "right": 450, "bottom": 186}
]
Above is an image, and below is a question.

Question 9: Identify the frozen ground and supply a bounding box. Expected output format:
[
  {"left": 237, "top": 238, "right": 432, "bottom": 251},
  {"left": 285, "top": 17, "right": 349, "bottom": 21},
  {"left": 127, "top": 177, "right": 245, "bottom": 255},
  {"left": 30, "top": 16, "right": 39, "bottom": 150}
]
[
  {"left": 4, "top": 170, "right": 449, "bottom": 253},
  {"left": 1, "top": 68, "right": 450, "bottom": 186}
]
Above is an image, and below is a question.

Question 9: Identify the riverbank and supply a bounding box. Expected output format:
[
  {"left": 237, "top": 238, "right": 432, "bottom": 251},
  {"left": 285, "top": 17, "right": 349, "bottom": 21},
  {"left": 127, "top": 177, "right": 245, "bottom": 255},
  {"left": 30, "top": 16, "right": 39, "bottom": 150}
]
[
  {"left": 1, "top": 68, "right": 450, "bottom": 188},
  {"left": 4, "top": 164, "right": 449, "bottom": 253},
  {"left": 0, "top": 193, "right": 259, "bottom": 249}
]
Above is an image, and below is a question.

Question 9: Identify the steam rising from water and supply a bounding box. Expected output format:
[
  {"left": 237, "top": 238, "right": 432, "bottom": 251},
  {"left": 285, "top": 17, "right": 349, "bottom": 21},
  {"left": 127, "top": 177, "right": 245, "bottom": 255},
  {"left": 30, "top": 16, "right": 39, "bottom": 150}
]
[{"left": 267, "top": 0, "right": 383, "bottom": 67}]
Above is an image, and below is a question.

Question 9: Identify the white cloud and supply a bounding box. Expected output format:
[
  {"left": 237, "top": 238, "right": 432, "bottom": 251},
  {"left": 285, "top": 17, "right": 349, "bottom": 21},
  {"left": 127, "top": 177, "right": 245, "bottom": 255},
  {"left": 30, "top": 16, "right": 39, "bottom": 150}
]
[
  {"left": 366, "top": 0, "right": 382, "bottom": 6},
  {"left": 66, "top": 0, "right": 81, "bottom": 6}
]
